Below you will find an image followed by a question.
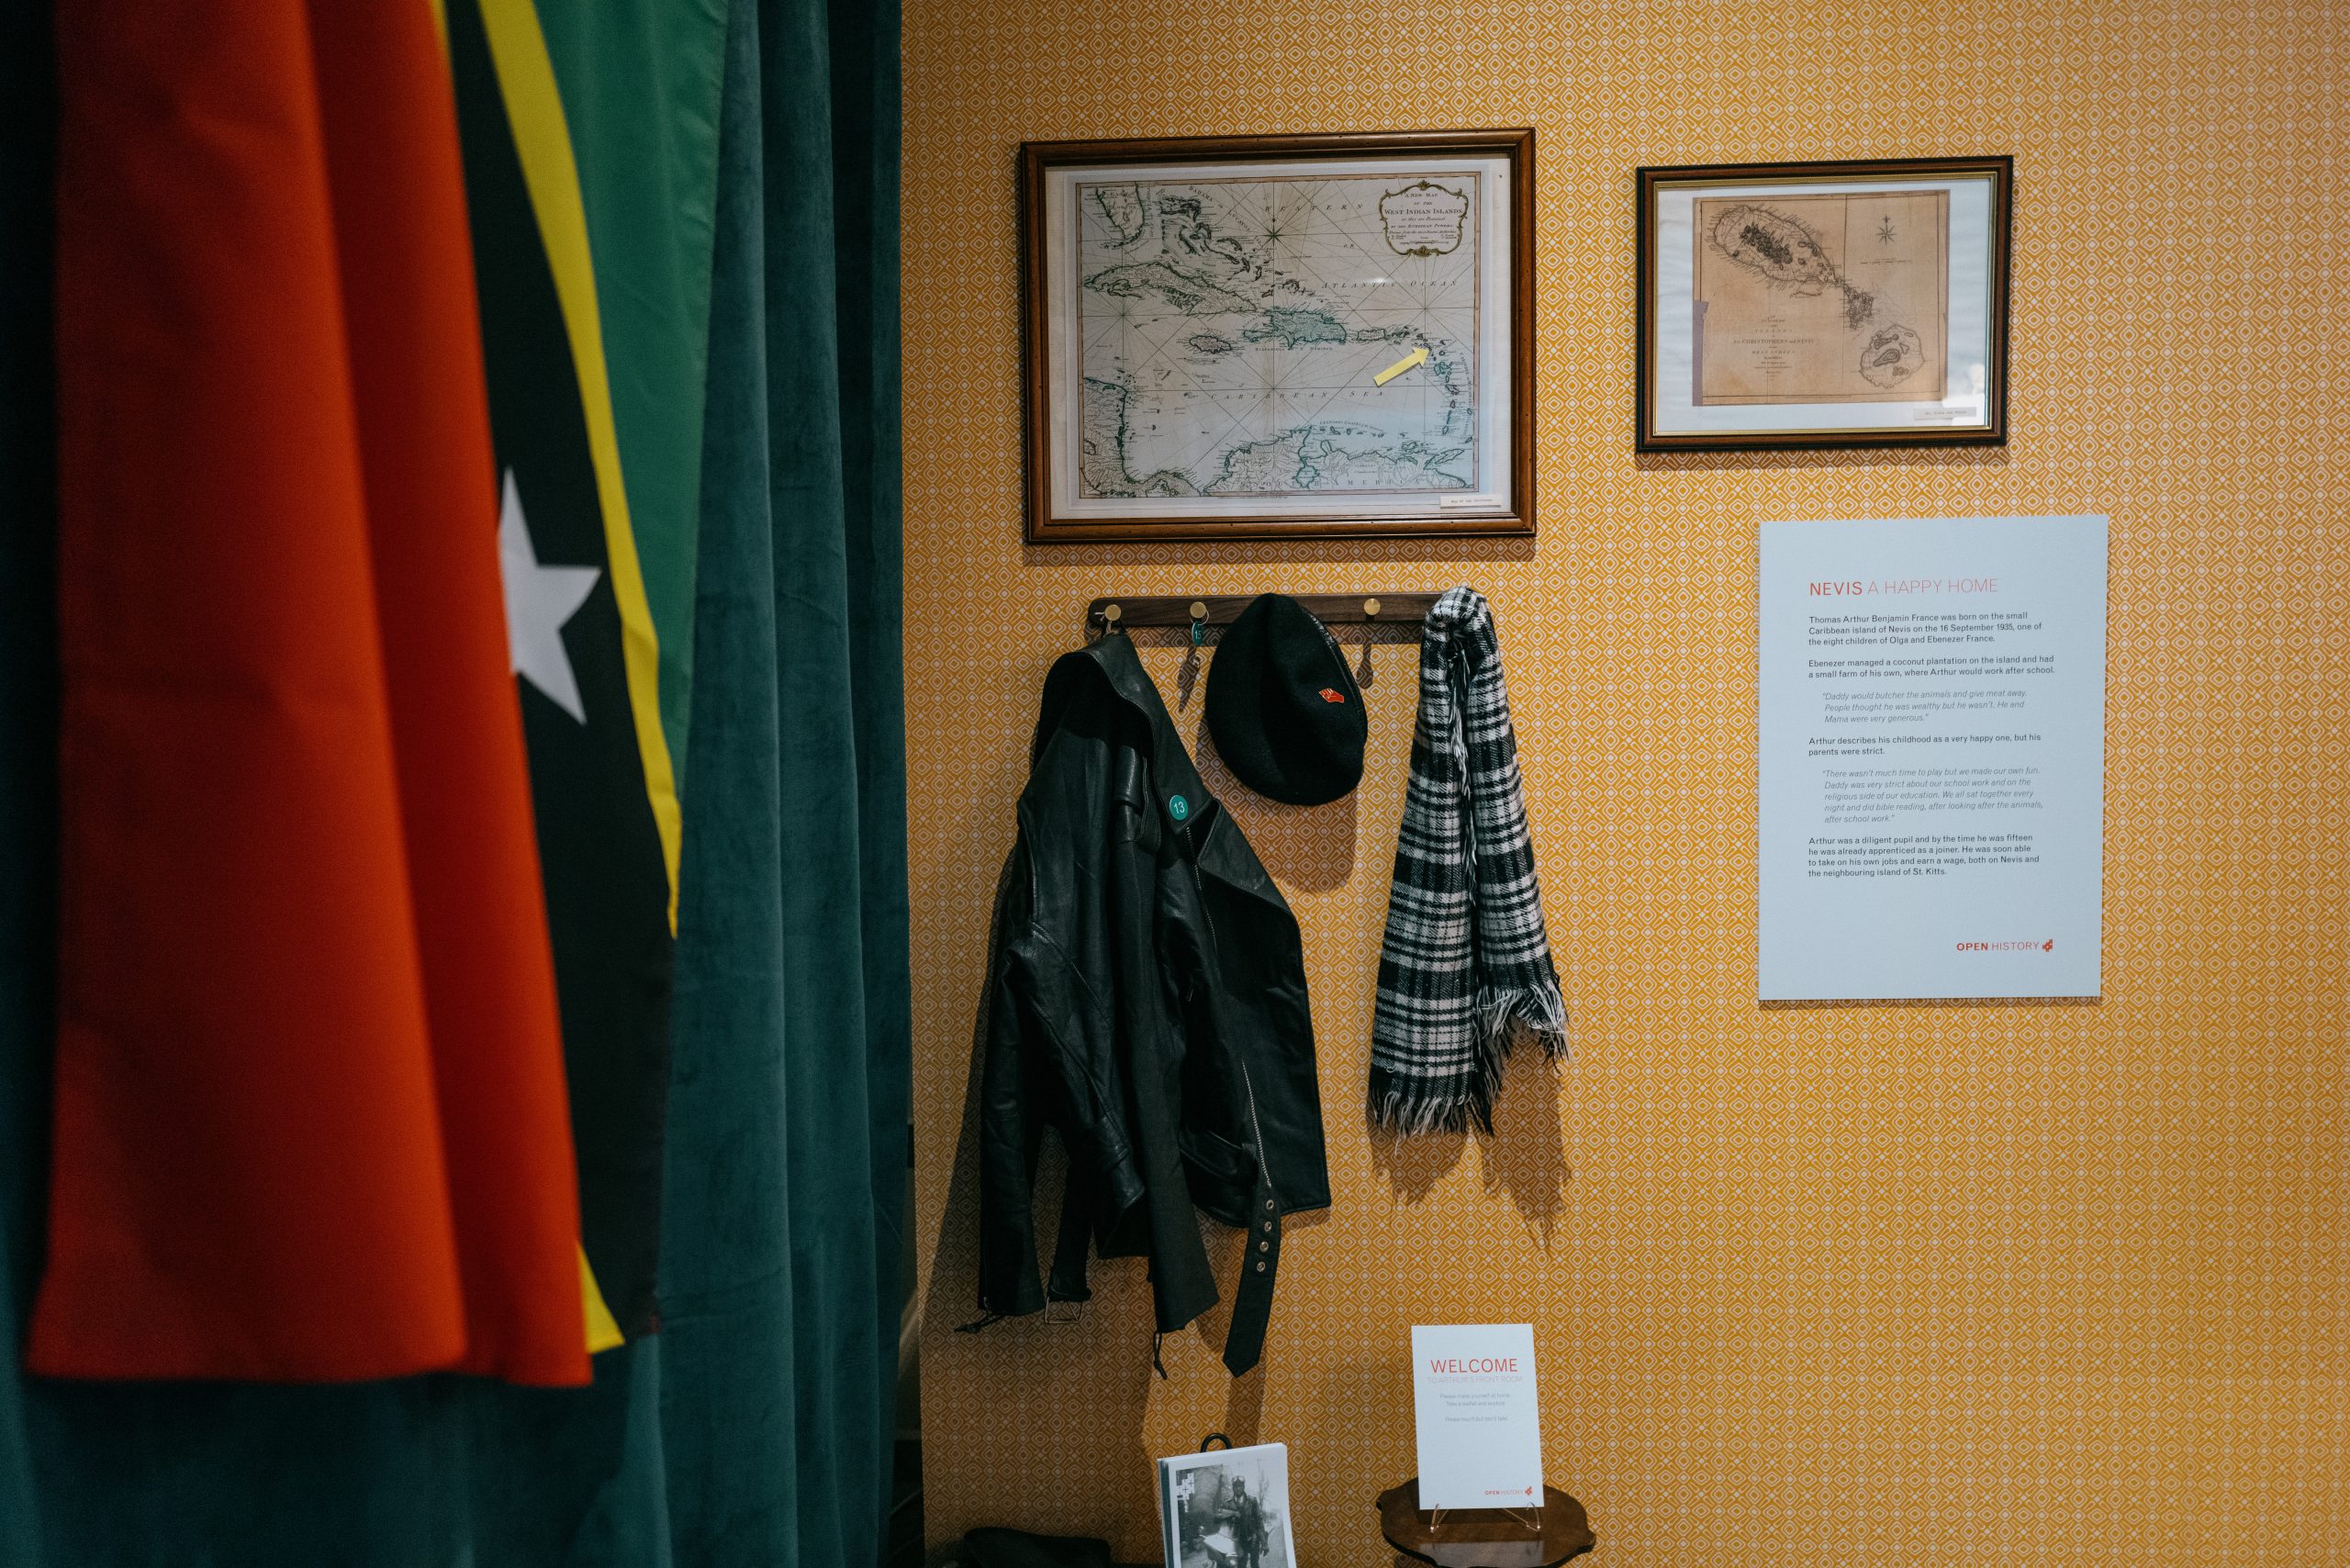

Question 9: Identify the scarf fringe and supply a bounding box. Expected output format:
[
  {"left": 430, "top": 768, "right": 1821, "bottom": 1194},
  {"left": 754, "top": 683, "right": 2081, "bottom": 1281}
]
[
  {"left": 1367, "top": 989, "right": 1569, "bottom": 1136},
  {"left": 1367, "top": 1066, "right": 1501, "bottom": 1137},
  {"left": 1481, "top": 980, "right": 1571, "bottom": 1064}
]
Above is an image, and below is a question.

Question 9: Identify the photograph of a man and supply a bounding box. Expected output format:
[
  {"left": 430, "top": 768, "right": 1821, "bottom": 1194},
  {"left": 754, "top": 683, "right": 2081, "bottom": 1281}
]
[
  {"left": 1220, "top": 1477, "right": 1268, "bottom": 1568},
  {"left": 1167, "top": 1448, "right": 1291, "bottom": 1568}
]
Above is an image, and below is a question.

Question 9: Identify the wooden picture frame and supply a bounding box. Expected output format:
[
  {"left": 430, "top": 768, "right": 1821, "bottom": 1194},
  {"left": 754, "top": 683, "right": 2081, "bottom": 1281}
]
[
  {"left": 1020, "top": 130, "right": 1535, "bottom": 543},
  {"left": 1636, "top": 155, "right": 2013, "bottom": 452}
]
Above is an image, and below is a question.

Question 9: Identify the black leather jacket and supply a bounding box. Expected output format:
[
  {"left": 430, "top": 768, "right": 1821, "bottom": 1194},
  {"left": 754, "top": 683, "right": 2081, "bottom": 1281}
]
[{"left": 977, "top": 634, "right": 1328, "bottom": 1373}]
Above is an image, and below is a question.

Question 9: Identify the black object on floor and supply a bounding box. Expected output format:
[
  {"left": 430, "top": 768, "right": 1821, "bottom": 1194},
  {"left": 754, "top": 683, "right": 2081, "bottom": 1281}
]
[{"left": 957, "top": 1526, "right": 1115, "bottom": 1568}]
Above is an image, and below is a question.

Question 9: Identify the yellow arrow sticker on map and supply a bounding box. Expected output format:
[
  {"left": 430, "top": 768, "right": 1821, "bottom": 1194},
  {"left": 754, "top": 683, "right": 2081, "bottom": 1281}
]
[{"left": 1372, "top": 346, "right": 1429, "bottom": 386}]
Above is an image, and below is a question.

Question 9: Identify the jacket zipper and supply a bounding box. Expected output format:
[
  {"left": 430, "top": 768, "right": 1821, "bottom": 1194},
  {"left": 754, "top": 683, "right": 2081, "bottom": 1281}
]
[
  {"left": 1241, "top": 1061, "right": 1273, "bottom": 1206},
  {"left": 1195, "top": 858, "right": 1273, "bottom": 1209}
]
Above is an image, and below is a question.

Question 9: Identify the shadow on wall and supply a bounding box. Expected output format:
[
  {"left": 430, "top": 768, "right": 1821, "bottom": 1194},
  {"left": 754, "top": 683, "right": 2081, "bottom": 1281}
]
[
  {"left": 1190, "top": 718, "right": 1357, "bottom": 894},
  {"left": 1367, "top": 1043, "right": 1572, "bottom": 1245},
  {"left": 1172, "top": 613, "right": 1427, "bottom": 895},
  {"left": 1477, "top": 1047, "right": 1571, "bottom": 1241},
  {"left": 921, "top": 932, "right": 1297, "bottom": 1554},
  {"left": 922, "top": 919, "right": 1162, "bottom": 1553}
]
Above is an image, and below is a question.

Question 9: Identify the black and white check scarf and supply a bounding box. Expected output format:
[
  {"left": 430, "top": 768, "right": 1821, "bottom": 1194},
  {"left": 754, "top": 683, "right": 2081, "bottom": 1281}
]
[{"left": 1370, "top": 587, "right": 1567, "bottom": 1134}]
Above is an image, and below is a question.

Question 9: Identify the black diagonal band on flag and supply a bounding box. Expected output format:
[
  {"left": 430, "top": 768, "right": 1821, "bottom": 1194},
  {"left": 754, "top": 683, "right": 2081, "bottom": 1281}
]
[{"left": 450, "top": 0, "right": 673, "bottom": 1342}]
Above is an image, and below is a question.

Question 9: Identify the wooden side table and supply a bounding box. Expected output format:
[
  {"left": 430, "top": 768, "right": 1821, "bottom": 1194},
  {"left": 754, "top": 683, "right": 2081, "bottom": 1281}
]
[{"left": 1374, "top": 1479, "right": 1595, "bottom": 1568}]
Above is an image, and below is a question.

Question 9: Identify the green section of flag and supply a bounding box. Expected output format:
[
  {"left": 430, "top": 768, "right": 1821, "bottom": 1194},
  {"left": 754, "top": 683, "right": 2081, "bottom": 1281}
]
[{"left": 538, "top": 0, "right": 728, "bottom": 781}]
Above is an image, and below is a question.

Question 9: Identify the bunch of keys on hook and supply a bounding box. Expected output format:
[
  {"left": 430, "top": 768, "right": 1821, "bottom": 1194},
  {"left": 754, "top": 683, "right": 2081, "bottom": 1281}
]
[{"left": 1175, "top": 601, "right": 1209, "bottom": 709}]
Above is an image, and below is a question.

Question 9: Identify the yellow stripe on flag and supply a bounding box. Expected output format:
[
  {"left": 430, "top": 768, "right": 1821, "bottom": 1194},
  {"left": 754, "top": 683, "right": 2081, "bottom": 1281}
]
[
  {"left": 473, "top": 0, "right": 683, "bottom": 935},
  {"left": 578, "top": 1246, "right": 625, "bottom": 1353},
  {"left": 476, "top": 0, "right": 682, "bottom": 1354}
]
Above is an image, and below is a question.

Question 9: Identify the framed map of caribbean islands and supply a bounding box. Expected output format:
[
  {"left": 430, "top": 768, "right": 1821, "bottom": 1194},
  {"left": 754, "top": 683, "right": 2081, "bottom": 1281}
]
[
  {"left": 1637, "top": 156, "right": 2013, "bottom": 451},
  {"left": 1020, "top": 130, "right": 1534, "bottom": 543}
]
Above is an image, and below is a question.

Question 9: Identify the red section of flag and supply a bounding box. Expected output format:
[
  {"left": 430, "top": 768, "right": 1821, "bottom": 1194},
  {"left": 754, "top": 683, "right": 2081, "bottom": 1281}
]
[{"left": 35, "top": 0, "right": 589, "bottom": 1384}]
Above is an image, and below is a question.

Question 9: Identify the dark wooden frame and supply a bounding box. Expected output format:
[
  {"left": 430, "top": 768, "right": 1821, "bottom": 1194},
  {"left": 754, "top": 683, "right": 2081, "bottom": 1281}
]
[
  {"left": 1020, "top": 129, "right": 1536, "bottom": 544},
  {"left": 1634, "top": 155, "right": 2013, "bottom": 453}
]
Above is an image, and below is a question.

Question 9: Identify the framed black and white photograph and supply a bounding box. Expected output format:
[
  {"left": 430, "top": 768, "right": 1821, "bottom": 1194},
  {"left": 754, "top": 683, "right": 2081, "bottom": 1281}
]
[
  {"left": 1021, "top": 130, "right": 1534, "bottom": 543},
  {"left": 1157, "top": 1442, "right": 1296, "bottom": 1568},
  {"left": 1636, "top": 155, "right": 2013, "bottom": 451}
]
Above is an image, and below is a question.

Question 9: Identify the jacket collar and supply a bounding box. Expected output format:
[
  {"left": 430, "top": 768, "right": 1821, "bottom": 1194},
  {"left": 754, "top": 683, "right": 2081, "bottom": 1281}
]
[{"left": 1061, "top": 635, "right": 1289, "bottom": 913}]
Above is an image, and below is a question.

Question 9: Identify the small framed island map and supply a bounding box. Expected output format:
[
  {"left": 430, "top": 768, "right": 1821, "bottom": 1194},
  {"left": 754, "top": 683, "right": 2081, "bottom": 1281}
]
[
  {"left": 1020, "top": 130, "right": 1533, "bottom": 543},
  {"left": 1637, "top": 156, "right": 2013, "bottom": 451}
]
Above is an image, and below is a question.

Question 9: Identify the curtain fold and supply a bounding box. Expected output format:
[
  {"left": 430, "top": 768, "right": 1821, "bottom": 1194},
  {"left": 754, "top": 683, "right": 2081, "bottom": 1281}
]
[
  {"left": 0, "top": 0, "right": 907, "bottom": 1559},
  {"left": 828, "top": 1, "right": 914, "bottom": 1533},
  {"left": 0, "top": 0, "right": 57, "bottom": 1555}
]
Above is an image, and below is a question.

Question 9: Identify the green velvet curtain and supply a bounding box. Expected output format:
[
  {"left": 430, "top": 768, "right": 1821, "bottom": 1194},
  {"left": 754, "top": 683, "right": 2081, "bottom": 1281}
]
[{"left": 0, "top": 0, "right": 909, "bottom": 1562}]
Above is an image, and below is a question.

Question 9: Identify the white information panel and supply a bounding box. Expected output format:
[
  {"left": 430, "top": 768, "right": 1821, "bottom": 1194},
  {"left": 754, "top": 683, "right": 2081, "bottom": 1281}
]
[
  {"left": 1411, "top": 1323, "right": 1544, "bottom": 1510},
  {"left": 1759, "top": 515, "right": 2108, "bottom": 1001}
]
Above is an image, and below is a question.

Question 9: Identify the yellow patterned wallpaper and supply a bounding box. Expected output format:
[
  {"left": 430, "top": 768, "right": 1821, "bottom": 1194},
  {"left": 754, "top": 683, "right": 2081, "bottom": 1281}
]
[{"left": 901, "top": 3, "right": 2345, "bottom": 1563}]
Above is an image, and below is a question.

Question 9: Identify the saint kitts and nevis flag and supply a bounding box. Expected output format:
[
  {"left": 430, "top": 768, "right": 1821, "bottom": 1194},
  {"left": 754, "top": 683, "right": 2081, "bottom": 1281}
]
[{"left": 32, "top": 0, "right": 725, "bottom": 1380}]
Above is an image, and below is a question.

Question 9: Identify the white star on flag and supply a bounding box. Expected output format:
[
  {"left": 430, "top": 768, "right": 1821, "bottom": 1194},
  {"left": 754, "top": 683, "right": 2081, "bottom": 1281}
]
[{"left": 497, "top": 467, "right": 599, "bottom": 724}]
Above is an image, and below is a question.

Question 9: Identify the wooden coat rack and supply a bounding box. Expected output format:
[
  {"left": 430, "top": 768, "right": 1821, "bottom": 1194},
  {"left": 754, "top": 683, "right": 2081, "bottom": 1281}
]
[{"left": 1086, "top": 592, "right": 1441, "bottom": 634}]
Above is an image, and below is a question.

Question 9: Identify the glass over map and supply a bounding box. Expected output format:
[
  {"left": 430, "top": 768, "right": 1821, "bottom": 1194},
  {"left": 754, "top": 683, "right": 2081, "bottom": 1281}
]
[
  {"left": 1694, "top": 188, "right": 1949, "bottom": 405},
  {"left": 1073, "top": 172, "right": 1483, "bottom": 501}
]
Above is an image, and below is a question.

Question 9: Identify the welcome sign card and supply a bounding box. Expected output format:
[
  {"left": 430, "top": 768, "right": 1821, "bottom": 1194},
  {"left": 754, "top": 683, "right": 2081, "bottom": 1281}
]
[{"left": 1411, "top": 1323, "right": 1543, "bottom": 1509}]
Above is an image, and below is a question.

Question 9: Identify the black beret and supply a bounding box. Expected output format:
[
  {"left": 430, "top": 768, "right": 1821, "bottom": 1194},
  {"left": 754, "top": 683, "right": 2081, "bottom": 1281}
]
[{"left": 1204, "top": 594, "right": 1366, "bottom": 806}]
